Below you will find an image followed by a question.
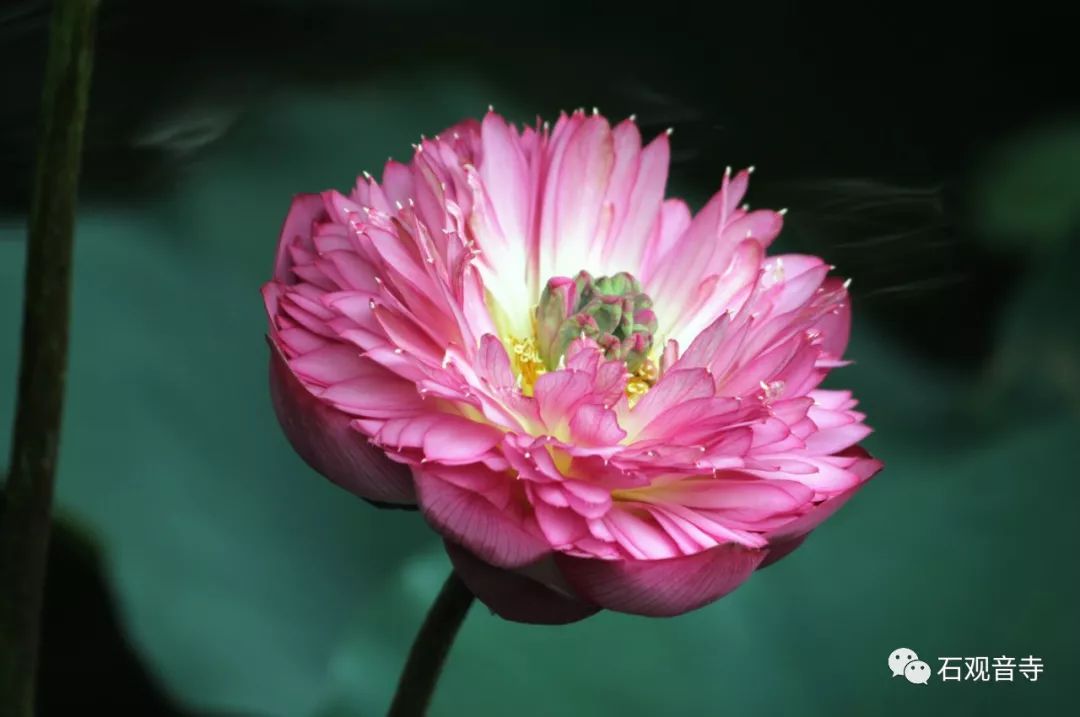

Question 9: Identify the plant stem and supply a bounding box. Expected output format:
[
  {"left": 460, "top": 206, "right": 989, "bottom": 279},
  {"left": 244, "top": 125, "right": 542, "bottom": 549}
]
[
  {"left": 388, "top": 571, "right": 475, "bottom": 717},
  {"left": 0, "top": 2, "right": 100, "bottom": 715}
]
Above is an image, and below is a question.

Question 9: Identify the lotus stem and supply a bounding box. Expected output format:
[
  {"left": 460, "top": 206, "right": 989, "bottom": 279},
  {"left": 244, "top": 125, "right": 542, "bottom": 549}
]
[
  {"left": 387, "top": 571, "right": 475, "bottom": 717},
  {"left": 0, "top": 2, "right": 100, "bottom": 715}
]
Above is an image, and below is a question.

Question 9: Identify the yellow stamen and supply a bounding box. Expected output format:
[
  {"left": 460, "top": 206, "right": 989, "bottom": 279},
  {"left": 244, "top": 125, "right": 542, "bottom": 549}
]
[
  {"left": 511, "top": 335, "right": 546, "bottom": 396},
  {"left": 511, "top": 337, "right": 659, "bottom": 404},
  {"left": 625, "top": 359, "right": 658, "bottom": 408},
  {"left": 511, "top": 307, "right": 659, "bottom": 405}
]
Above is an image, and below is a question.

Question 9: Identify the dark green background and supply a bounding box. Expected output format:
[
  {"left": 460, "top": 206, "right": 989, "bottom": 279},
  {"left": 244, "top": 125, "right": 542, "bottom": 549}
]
[{"left": 1, "top": 1, "right": 1077, "bottom": 715}]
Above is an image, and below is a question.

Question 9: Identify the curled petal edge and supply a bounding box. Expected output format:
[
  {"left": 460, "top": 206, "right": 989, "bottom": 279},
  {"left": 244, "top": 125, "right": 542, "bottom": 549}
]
[{"left": 268, "top": 340, "right": 416, "bottom": 505}]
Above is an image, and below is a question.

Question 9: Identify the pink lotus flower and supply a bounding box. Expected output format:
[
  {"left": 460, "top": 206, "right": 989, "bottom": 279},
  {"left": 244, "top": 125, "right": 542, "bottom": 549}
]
[{"left": 262, "top": 109, "right": 881, "bottom": 623}]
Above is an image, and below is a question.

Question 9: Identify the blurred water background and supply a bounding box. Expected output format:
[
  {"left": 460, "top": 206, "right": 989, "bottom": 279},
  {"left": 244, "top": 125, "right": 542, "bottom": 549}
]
[{"left": 1, "top": 1, "right": 1078, "bottom": 715}]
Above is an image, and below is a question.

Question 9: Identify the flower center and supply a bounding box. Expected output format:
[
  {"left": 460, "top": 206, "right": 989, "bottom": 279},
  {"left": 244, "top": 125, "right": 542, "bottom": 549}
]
[{"left": 512, "top": 271, "right": 659, "bottom": 401}]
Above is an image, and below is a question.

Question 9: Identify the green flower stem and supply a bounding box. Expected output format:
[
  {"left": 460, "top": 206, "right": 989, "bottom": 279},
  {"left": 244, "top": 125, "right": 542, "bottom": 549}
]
[
  {"left": 0, "top": 2, "right": 100, "bottom": 715},
  {"left": 388, "top": 571, "right": 475, "bottom": 717}
]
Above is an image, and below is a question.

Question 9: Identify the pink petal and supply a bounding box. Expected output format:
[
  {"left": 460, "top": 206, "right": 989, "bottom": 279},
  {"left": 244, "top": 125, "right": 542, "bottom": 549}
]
[
  {"left": 554, "top": 542, "right": 767, "bottom": 616},
  {"left": 317, "top": 373, "right": 425, "bottom": 418},
  {"left": 634, "top": 396, "right": 745, "bottom": 443},
  {"left": 640, "top": 199, "right": 692, "bottom": 284},
  {"left": 668, "top": 239, "right": 763, "bottom": 346},
  {"left": 801, "top": 421, "right": 873, "bottom": 455},
  {"left": 603, "top": 509, "right": 681, "bottom": 559},
  {"left": 810, "top": 389, "right": 856, "bottom": 411},
  {"left": 532, "top": 500, "right": 591, "bottom": 546},
  {"left": 479, "top": 110, "right": 532, "bottom": 253},
  {"left": 675, "top": 313, "right": 734, "bottom": 371},
  {"left": 814, "top": 277, "right": 852, "bottom": 359},
  {"left": 569, "top": 403, "right": 627, "bottom": 446},
  {"left": 477, "top": 333, "right": 516, "bottom": 391},
  {"left": 267, "top": 341, "right": 415, "bottom": 504},
  {"left": 414, "top": 466, "right": 549, "bottom": 569},
  {"left": 288, "top": 343, "right": 369, "bottom": 387},
  {"left": 647, "top": 478, "right": 814, "bottom": 512},
  {"left": 539, "top": 114, "right": 614, "bottom": 280},
  {"left": 273, "top": 194, "right": 326, "bottom": 283},
  {"left": 760, "top": 447, "right": 882, "bottom": 567},
  {"left": 421, "top": 416, "right": 504, "bottom": 463},
  {"left": 562, "top": 480, "right": 613, "bottom": 516},
  {"left": 604, "top": 130, "right": 669, "bottom": 270},
  {"left": 764, "top": 262, "right": 830, "bottom": 316},
  {"left": 625, "top": 368, "right": 715, "bottom": 436},
  {"left": 591, "top": 119, "right": 642, "bottom": 269},
  {"left": 381, "top": 160, "right": 415, "bottom": 207},
  {"left": 325, "top": 250, "right": 379, "bottom": 292},
  {"left": 533, "top": 370, "right": 593, "bottom": 430},
  {"left": 720, "top": 209, "right": 784, "bottom": 249},
  {"left": 645, "top": 168, "right": 752, "bottom": 313},
  {"left": 275, "top": 326, "right": 327, "bottom": 356},
  {"left": 445, "top": 542, "right": 598, "bottom": 625}
]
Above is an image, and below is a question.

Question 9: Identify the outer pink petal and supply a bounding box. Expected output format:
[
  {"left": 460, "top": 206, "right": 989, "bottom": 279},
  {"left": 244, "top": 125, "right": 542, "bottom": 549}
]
[
  {"left": 759, "top": 447, "right": 882, "bottom": 568},
  {"left": 554, "top": 542, "right": 767, "bottom": 617},
  {"left": 640, "top": 199, "right": 692, "bottom": 284},
  {"left": 414, "top": 467, "right": 550, "bottom": 569},
  {"left": 267, "top": 341, "right": 415, "bottom": 504},
  {"left": 479, "top": 111, "right": 532, "bottom": 254},
  {"left": 445, "top": 542, "right": 599, "bottom": 625},
  {"left": 540, "top": 114, "right": 614, "bottom": 280},
  {"left": 645, "top": 168, "right": 752, "bottom": 313},
  {"left": 273, "top": 193, "right": 327, "bottom": 283},
  {"left": 605, "top": 130, "right": 669, "bottom": 271},
  {"left": 814, "top": 277, "right": 852, "bottom": 359}
]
